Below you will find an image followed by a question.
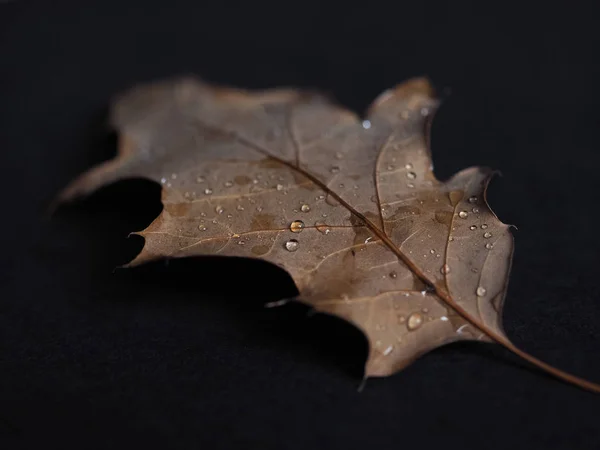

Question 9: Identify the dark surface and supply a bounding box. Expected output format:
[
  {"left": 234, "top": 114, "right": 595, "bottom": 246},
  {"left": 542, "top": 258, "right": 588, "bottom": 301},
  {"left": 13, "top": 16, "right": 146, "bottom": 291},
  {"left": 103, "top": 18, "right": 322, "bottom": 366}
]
[{"left": 1, "top": 1, "right": 600, "bottom": 449}]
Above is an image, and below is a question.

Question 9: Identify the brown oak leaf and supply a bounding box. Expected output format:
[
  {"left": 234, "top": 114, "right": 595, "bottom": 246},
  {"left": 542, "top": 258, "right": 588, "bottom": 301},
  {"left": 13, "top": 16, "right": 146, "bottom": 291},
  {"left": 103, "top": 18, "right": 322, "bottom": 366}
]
[{"left": 58, "top": 77, "right": 599, "bottom": 390}]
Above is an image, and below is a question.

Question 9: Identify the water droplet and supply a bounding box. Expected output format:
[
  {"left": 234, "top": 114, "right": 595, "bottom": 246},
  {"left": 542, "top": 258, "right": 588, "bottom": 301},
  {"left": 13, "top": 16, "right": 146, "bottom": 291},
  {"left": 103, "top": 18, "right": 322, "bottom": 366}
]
[
  {"left": 430, "top": 249, "right": 435, "bottom": 254},
  {"left": 407, "top": 313, "right": 424, "bottom": 331},
  {"left": 224, "top": 180, "right": 233, "bottom": 188},
  {"left": 362, "top": 120, "right": 371, "bottom": 129},
  {"left": 420, "top": 107, "right": 430, "bottom": 116},
  {"left": 440, "top": 316, "right": 449, "bottom": 322},
  {"left": 468, "top": 196, "right": 478, "bottom": 203},
  {"left": 476, "top": 286, "right": 487, "bottom": 297},
  {"left": 227, "top": 214, "right": 233, "bottom": 219},
  {"left": 198, "top": 225, "right": 207, "bottom": 231},
  {"left": 440, "top": 264, "right": 451, "bottom": 274},
  {"left": 469, "top": 225, "right": 477, "bottom": 230},
  {"left": 485, "top": 243, "right": 494, "bottom": 249},
  {"left": 315, "top": 221, "right": 331, "bottom": 235},
  {"left": 472, "top": 207, "right": 480, "bottom": 213},
  {"left": 325, "top": 193, "right": 340, "bottom": 207},
  {"left": 406, "top": 171, "right": 417, "bottom": 180},
  {"left": 389, "top": 271, "right": 397, "bottom": 279},
  {"left": 387, "top": 164, "right": 395, "bottom": 171},
  {"left": 276, "top": 184, "right": 284, "bottom": 191},
  {"left": 481, "top": 224, "right": 488, "bottom": 229},
  {"left": 383, "top": 346, "right": 394, "bottom": 356},
  {"left": 471, "top": 268, "right": 479, "bottom": 273},
  {"left": 338, "top": 183, "right": 345, "bottom": 188},
  {"left": 236, "top": 205, "right": 245, "bottom": 211},
  {"left": 330, "top": 166, "right": 340, "bottom": 174},
  {"left": 448, "top": 237, "right": 454, "bottom": 242},
  {"left": 364, "top": 236, "right": 373, "bottom": 244},
  {"left": 405, "top": 163, "right": 413, "bottom": 170},
  {"left": 252, "top": 179, "right": 258, "bottom": 184},
  {"left": 256, "top": 206, "right": 263, "bottom": 212},
  {"left": 238, "top": 240, "right": 245, "bottom": 245},
  {"left": 204, "top": 188, "right": 213, "bottom": 195},
  {"left": 290, "top": 220, "right": 305, "bottom": 233},
  {"left": 232, "top": 233, "right": 240, "bottom": 238},
  {"left": 483, "top": 231, "right": 492, "bottom": 238},
  {"left": 422, "top": 308, "right": 429, "bottom": 313},
  {"left": 196, "top": 175, "right": 205, "bottom": 183},
  {"left": 407, "top": 183, "right": 415, "bottom": 188},
  {"left": 458, "top": 211, "right": 468, "bottom": 219},
  {"left": 160, "top": 177, "right": 167, "bottom": 184},
  {"left": 285, "top": 239, "right": 299, "bottom": 252}
]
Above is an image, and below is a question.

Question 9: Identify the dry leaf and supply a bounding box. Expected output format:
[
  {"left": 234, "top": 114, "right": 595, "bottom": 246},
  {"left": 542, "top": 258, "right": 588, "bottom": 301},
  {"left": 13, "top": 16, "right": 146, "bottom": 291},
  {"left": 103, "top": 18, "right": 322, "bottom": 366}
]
[{"left": 59, "top": 77, "right": 599, "bottom": 390}]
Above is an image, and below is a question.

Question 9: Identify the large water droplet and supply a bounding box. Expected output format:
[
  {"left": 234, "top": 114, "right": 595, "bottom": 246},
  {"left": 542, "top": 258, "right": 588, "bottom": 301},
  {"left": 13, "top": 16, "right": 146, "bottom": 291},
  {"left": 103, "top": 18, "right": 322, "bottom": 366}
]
[
  {"left": 289, "top": 220, "right": 305, "bottom": 233},
  {"left": 285, "top": 239, "right": 299, "bottom": 252},
  {"left": 407, "top": 313, "right": 424, "bottom": 331},
  {"left": 301, "top": 204, "right": 311, "bottom": 212},
  {"left": 469, "top": 225, "right": 477, "bottom": 230},
  {"left": 325, "top": 193, "right": 340, "bottom": 206},
  {"left": 160, "top": 177, "right": 167, "bottom": 184},
  {"left": 362, "top": 120, "right": 371, "bottom": 129},
  {"left": 458, "top": 211, "right": 468, "bottom": 219},
  {"left": 476, "top": 286, "right": 487, "bottom": 297}
]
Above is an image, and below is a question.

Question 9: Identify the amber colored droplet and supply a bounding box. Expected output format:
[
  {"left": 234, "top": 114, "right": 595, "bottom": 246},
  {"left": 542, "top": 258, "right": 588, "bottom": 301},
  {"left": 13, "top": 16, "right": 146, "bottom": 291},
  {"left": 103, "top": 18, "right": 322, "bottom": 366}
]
[
  {"left": 407, "top": 313, "right": 424, "bottom": 331},
  {"left": 289, "top": 220, "right": 305, "bottom": 233},
  {"left": 285, "top": 239, "right": 299, "bottom": 252},
  {"left": 314, "top": 221, "right": 331, "bottom": 235},
  {"left": 448, "top": 190, "right": 463, "bottom": 206}
]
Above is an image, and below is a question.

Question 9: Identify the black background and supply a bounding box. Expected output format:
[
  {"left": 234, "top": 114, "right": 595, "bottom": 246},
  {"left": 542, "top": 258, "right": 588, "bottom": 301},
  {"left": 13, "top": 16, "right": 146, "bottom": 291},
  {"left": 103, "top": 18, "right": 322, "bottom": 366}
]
[{"left": 1, "top": 1, "right": 600, "bottom": 449}]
